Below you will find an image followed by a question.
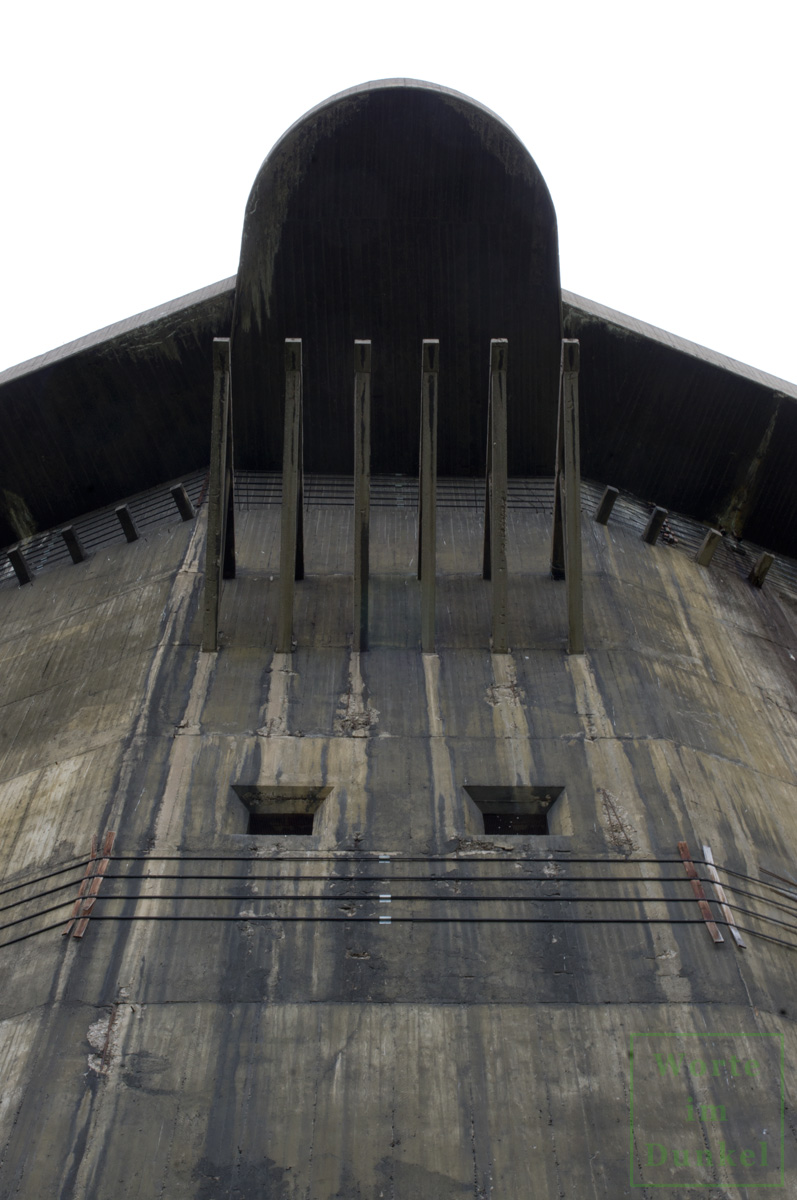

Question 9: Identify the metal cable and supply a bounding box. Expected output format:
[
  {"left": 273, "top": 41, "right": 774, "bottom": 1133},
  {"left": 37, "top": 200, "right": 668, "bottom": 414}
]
[
  {"left": 57, "top": 914, "right": 714, "bottom": 925},
  {"left": 0, "top": 871, "right": 701, "bottom": 915},
  {"left": 706, "top": 879, "right": 797, "bottom": 919},
  {"left": 99, "top": 871, "right": 697, "bottom": 884},
  {"left": 700, "top": 898, "right": 797, "bottom": 937},
  {"left": 30, "top": 892, "right": 704, "bottom": 905},
  {"left": 3, "top": 912, "right": 796, "bottom": 953},
  {"left": 103, "top": 854, "right": 687, "bottom": 864},
  {"left": 0, "top": 858, "right": 92, "bottom": 898},
  {"left": 6, "top": 892, "right": 795, "bottom": 939},
  {"left": 701, "top": 862, "right": 797, "bottom": 897},
  {"left": 0, "top": 919, "right": 73, "bottom": 950},
  {"left": 727, "top": 924, "right": 797, "bottom": 951},
  {"left": 9, "top": 890, "right": 794, "bottom": 936},
  {"left": 0, "top": 898, "right": 80, "bottom": 931},
  {"left": 5, "top": 875, "right": 790, "bottom": 920},
  {"left": 6, "top": 853, "right": 797, "bottom": 955},
  {"left": 0, "top": 876, "right": 90, "bottom": 915},
  {"left": 0, "top": 853, "right": 692, "bottom": 898}
]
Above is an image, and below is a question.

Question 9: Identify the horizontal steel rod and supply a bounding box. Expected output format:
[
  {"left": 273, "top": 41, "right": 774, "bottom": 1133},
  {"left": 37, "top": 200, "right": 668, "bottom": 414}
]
[{"left": 3, "top": 917, "right": 797, "bottom": 954}]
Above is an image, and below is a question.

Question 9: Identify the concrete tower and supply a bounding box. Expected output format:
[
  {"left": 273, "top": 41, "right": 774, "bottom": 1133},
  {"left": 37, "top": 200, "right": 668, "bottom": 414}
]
[{"left": 1, "top": 81, "right": 795, "bottom": 1197}]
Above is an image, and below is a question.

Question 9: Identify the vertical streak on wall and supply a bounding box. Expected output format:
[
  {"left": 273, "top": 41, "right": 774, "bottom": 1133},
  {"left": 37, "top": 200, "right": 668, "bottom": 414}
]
[
  {"left": 63, "top": 581, "right": 312, "bottom": 1195},
  {"left": 147, "top": 649, "right": 216, "bottom": 849},
  {"left": 67, "top": 1000, "right": 144, "bottom": 1199},
  {"left": 42, "top": 513, "right": 215, "bottom": 1196},
  {"left": 422, "top": 653, "right": 461, "bottom": 840},
  {"left": 566, "top": 652, "right": 690, "bottom": 1000},
  {"left": 329, "top": 652, "right": 373, "bottom": 839},
  {"left": 259, "top": 652, "right": 293, "bottom": 738},
  {"left": 104, "top": 512, "right": 209, "bottom": 836},
  {"left": 488, "top": 653, "right": 535, "bottom": 785},
  {"left": 90, "top": 508, "right": 216, "bottom": 957}
]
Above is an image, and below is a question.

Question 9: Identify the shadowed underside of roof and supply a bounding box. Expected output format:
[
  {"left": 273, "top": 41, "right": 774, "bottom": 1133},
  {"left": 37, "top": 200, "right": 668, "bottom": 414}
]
[
  {"left": 0, "top": 78, "right": 794, "bottom": 556},
  {"left": 1, "top": 277, "right": 794, "bottom": 556}
]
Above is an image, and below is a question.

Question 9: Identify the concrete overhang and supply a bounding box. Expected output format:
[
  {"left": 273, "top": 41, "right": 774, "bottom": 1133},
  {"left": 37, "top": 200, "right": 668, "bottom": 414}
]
[
  {"left": 0, "top": 78, "right": 794, "bottom": 555},
  {"left": 1, "top": 278, "right": 794, "bottom": 555}
]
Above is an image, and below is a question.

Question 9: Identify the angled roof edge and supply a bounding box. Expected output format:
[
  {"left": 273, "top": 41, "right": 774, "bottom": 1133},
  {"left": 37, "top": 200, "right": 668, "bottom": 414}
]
[
  {"left": 0, "top": 277, "right": 237, "bottom": 386},
  {"left": 0, "top": 274, "right": 795, "bottom": 555},
  {"left": 3, "top": 277, "right": 793, "bottom": 401},
  {"left": 562, "top": 289, "right": 797, "bottom": 400}
]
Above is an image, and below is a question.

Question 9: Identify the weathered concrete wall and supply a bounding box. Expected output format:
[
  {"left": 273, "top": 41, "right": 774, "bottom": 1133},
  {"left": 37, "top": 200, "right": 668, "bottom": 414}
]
[{"left": 1, "top": 491, "right": 795, "bottom": 1197}]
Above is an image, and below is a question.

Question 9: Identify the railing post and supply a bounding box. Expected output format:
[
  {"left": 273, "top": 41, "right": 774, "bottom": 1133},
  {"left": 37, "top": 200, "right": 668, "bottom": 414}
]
[
  {"left": 482, "top": 339, "right": 508, "bottom": 652},
  {"left": 278, "top": 338, "right": 304, "bottom": 653},
  {"left": 551, "top": 339, "right": 583, "bottom": 653},
  {"left": 202, "top": 337, "right": 235, "bottom": 652},
  {"left": 418, "top": 340, "right": 439, "bottom": 652},
  {"left": 353, "top": 340, "right": 371, "bottom": 652},
  {"left": 562, "top": 339, "right": 583, "bottom": 654}
]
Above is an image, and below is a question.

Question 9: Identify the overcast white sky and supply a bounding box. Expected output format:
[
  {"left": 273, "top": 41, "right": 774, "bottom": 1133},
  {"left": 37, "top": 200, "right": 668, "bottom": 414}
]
[{"left": 1, "top": 0, "right": 795, "bottom": 382}]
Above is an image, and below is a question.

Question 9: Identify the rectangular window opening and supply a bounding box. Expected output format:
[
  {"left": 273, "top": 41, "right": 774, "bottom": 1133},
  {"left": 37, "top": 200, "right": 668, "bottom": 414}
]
[
  {"left": 247, "top": 811, "right": 315, "bottom": 836},
  {"left": 464, "top": 785, "right": 564, "bottom": 837},
  {"left": 232, "top": 784, "right": 332, "bottom": 837},
  {"left": 482, "top": 811, "right": 549, "bottom": 836}
]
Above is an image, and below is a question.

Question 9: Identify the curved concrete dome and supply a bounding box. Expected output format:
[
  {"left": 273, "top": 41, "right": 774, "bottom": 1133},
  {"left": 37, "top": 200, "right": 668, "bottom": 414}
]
[{"left": 231, "top": 79, "right": 562, "bottom": 476}]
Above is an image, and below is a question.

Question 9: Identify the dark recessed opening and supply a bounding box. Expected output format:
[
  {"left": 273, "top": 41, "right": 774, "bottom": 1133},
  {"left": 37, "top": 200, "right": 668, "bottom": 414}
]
[
  {"left": 464, "top": 785, "right": 564, "bottom": 837},
  {"left": 247, "top": 812, "right": 315, "bottom": 836},
  {"left": 232, "top": 784, "right": 332, "bottom": 837},
  {"left": 482, "top": 811, "right": 549, "bottom": 836}
]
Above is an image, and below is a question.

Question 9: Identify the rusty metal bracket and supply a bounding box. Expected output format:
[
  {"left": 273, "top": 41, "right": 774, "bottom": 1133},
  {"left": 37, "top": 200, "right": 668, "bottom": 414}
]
[
  {"left": 63, "top": 831, "right": 115, "bottom": 939},
  {"left": 678, "top": 840, "right": 724, "bottom": 944}
]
